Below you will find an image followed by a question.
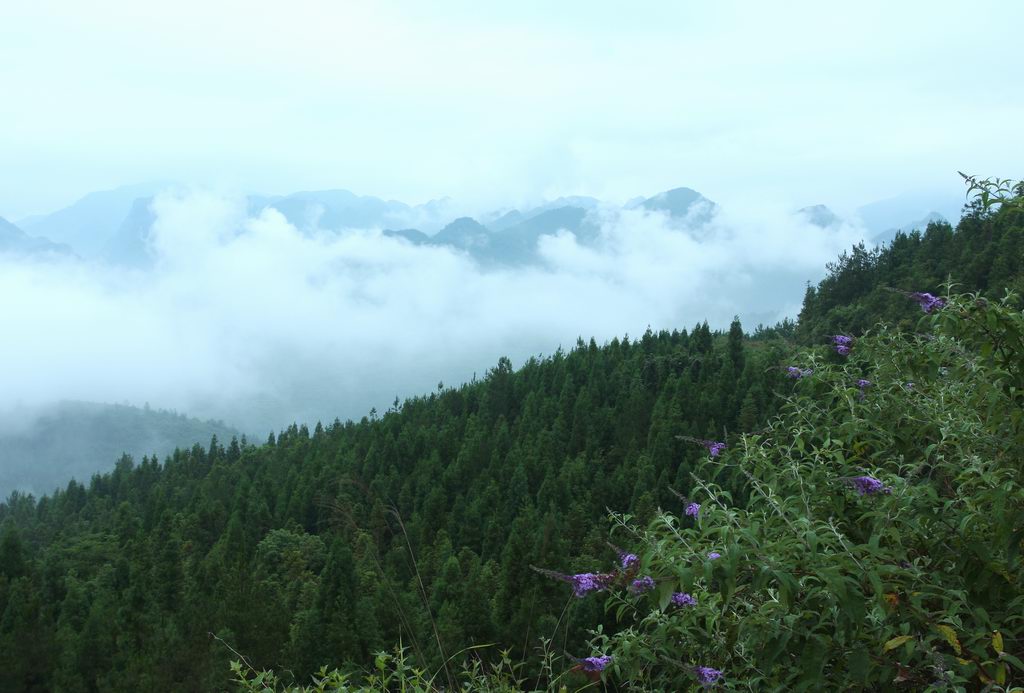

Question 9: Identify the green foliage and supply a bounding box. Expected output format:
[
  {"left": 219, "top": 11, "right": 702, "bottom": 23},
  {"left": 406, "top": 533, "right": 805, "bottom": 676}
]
[
  {"left": 584, "top": 292, "right": 1024, "bottom": 690},
  {"left": 959, "top": 172, "right": 1024, "bottom": 213},
  {"left": 229, "top": 642, "right": 589, "bottom": 692}
]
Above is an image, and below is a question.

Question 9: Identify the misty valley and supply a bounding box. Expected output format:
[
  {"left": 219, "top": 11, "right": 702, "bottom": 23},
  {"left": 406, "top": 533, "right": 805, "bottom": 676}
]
[
  {"left": 2, "top": 174, "right": 1023, "bottom": 692},
  {"left": 0, "top": 180, "right": 958, "bottom": 500},
  {"left": 2, "top": 4, "right": 1023, "bottom": 691}
]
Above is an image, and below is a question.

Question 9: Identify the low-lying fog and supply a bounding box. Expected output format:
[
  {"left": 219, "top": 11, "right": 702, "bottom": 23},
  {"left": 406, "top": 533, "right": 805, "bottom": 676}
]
[{"left": 1, "top": 189, "right": 866, "bottom": 435}]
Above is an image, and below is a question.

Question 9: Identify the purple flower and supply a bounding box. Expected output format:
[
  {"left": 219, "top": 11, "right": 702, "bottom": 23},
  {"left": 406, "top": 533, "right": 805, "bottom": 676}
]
[
  {"left": 580, "top": 655, "right": 612, "bottom": 672},
  {"left": 856, "top": 379, "right": 871, "bottom": 389},
  {"left": 707, "top": 551, "right": 721, "bottom": 560},
  {"left": 630, "top": 576, "right": 655, "bottom": 594},
  {"left": 694, "top": 666, "right": 723, "bottom": 685},
  {"left": 671, "top": 592, "right": 697, "bottom": 607},
  {"left": 786, "top": 366, "right": 803, "bottom": 378},
  {"left": 832, "top": 335, "right": 853, "bottom": 356},
  {"left": 701, "top": 440, "right": 726, "bottom": 457},
  {"left": 846, "top": 475, "right": 891, "bottom": 496},
  {"left": 569, "top": 572, "right": 614, "bottom": 597},
  {"left": 685, "top": 502, "right": 701, "bottom": 517},
  {"left": 904, "top": 381, "right": 914, "bottom": 390},
  {"left": 620, "top": 552, "right": 639, "bottom": 570},
  {"left": 909, "top": 292, "right": 946, "bottom": 313}
]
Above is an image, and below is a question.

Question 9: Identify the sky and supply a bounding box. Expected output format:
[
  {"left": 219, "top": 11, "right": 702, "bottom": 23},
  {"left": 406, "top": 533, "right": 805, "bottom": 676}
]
[{"left": 2, "top": 1, "right": 1023, "bottom": 219}]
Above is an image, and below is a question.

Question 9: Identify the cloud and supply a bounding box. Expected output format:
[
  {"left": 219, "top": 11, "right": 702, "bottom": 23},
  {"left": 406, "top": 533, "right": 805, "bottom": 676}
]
[{"left": 0, "top": 190, "right": 863, "bottom": 433}]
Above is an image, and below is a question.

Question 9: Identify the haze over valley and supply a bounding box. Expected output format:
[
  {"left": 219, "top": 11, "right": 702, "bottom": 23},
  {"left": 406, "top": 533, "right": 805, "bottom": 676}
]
[
  {"left": 0, "top": 177, "right": 965, "bottom": 493},
  {"left": 3, "top": 3, "right": 1024, "bottom": 691}
]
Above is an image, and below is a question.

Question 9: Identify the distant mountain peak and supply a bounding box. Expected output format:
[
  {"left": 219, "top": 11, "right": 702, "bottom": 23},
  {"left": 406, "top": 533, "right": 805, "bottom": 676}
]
[
  {"left": 796, "top": 204, "right": 841, "bottom": 228},
  {"left": 639, "top": 186, "right": 716, "bottom": 223},
  {"left": 16, "top": 181, "right": 174, "bottom": 258},
  {"left": 103, "top": 196, "right": 158, "bottom": 266},
  {"left": 904, "top": 211, "right": 948, "bottom": 230},
  {"left": 0, "top": 216, "right": 75, "bottom": 257},
  {"left": 870, "top": 211, "right": 950, "bottom": 246},
  {"left": 486, "top": 209, "right": 525, "bottom": 232},
  {"left": 855, "top": 190, "right": 962, "bottom": 234},
  {"left": 431, "top": 217, "right": 491, "bottom": 250}
]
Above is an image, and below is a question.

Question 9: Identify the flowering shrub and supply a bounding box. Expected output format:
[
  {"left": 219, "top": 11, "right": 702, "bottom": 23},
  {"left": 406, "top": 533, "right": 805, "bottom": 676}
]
[{"left": 581, "top": 291, "right": 1024, "bottom": 690}]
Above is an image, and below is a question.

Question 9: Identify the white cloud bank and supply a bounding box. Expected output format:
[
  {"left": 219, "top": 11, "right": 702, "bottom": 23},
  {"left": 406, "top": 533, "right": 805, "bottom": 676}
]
[{"left": 0, "top": 192, "right": 864, "bottom": 433}]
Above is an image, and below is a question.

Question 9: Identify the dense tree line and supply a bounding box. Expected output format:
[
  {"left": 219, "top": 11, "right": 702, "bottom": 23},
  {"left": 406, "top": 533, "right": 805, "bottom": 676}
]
[{"left": 0, "top": 190, "right": 1020, "bottom": 691}]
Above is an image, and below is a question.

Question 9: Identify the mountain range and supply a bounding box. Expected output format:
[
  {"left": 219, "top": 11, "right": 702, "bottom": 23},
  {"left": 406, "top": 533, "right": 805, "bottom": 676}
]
[
  {"left": 7, "top": 183, "right": 960, "bottom": 267},
  {"left": 7, "top": 185, "right": 718, "bottom": 267}
]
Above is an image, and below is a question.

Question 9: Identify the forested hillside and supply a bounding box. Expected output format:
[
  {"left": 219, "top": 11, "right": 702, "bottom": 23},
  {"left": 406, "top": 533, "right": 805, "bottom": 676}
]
[
  {"left": 0, "top": 180, "right": 1021, "bottom": 691},
  {"left": 797, "top": 195, "right": 1024, "bottom": 342},
  {"left": 0, "top": 321, "right": 788, "bottom": 690}
]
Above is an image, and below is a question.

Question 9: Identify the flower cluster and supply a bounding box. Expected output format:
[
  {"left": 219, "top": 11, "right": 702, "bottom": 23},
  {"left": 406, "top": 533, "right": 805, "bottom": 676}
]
[
  {"left": 694, "top": 666, "right": 723, "bottom": 685},
  {"left": 671, "top": 592, "right": 697, "bottom": 607},
  {"left": 845, "top": 475, "right": 891, "bottom": 496},
  {"left": 833, "top": 335, "right": 853, "bottom": 356},
  {"left": 580, "top": 655, "right": 612, "bottom": 672},
  {"left": 856, "top": 379, "right": 871, "bottom": 389},
  {"left": 786, "top": 366, "right": 813, "bottom": 379},
  {"left": 909, "top": 291, "right": 946, "bottom": 313},
  {"left": 701, "top": 440, "right": 726, "bottom": 457},
  {"left": 569, "top": 572, "right": 615, "bottom": 597},
  {"left": 630, "top": 576, "right": 656, "bottom": 594},
  {"left": 685, "top": 502, "right": 701, "bottom": 517},
  {"left": 537, "top": 549, "right": 641, "bottom": 600}
]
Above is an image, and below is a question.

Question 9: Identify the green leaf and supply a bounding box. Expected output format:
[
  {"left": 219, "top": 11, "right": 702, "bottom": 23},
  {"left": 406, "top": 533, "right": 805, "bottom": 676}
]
[
  {"left": 1001, "top": 653, "right": 1024, "bottom": 671},
  {"left": 848, "top": 646, "right": 869, "bottom": 683},
  {"left": 657, "top": 581, "right": 674, "bottom": 611},
  {"left": 936, "top": 624, "right": 962, "bottom": 655},
  {"left": 883, "top": 635, "right": 914, "bottom": 652}
]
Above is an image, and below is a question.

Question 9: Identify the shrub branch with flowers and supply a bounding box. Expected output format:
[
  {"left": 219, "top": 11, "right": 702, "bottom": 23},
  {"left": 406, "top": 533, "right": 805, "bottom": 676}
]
[{"left": 540, "top": 289, "right": 1024, "bottom": 690}]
